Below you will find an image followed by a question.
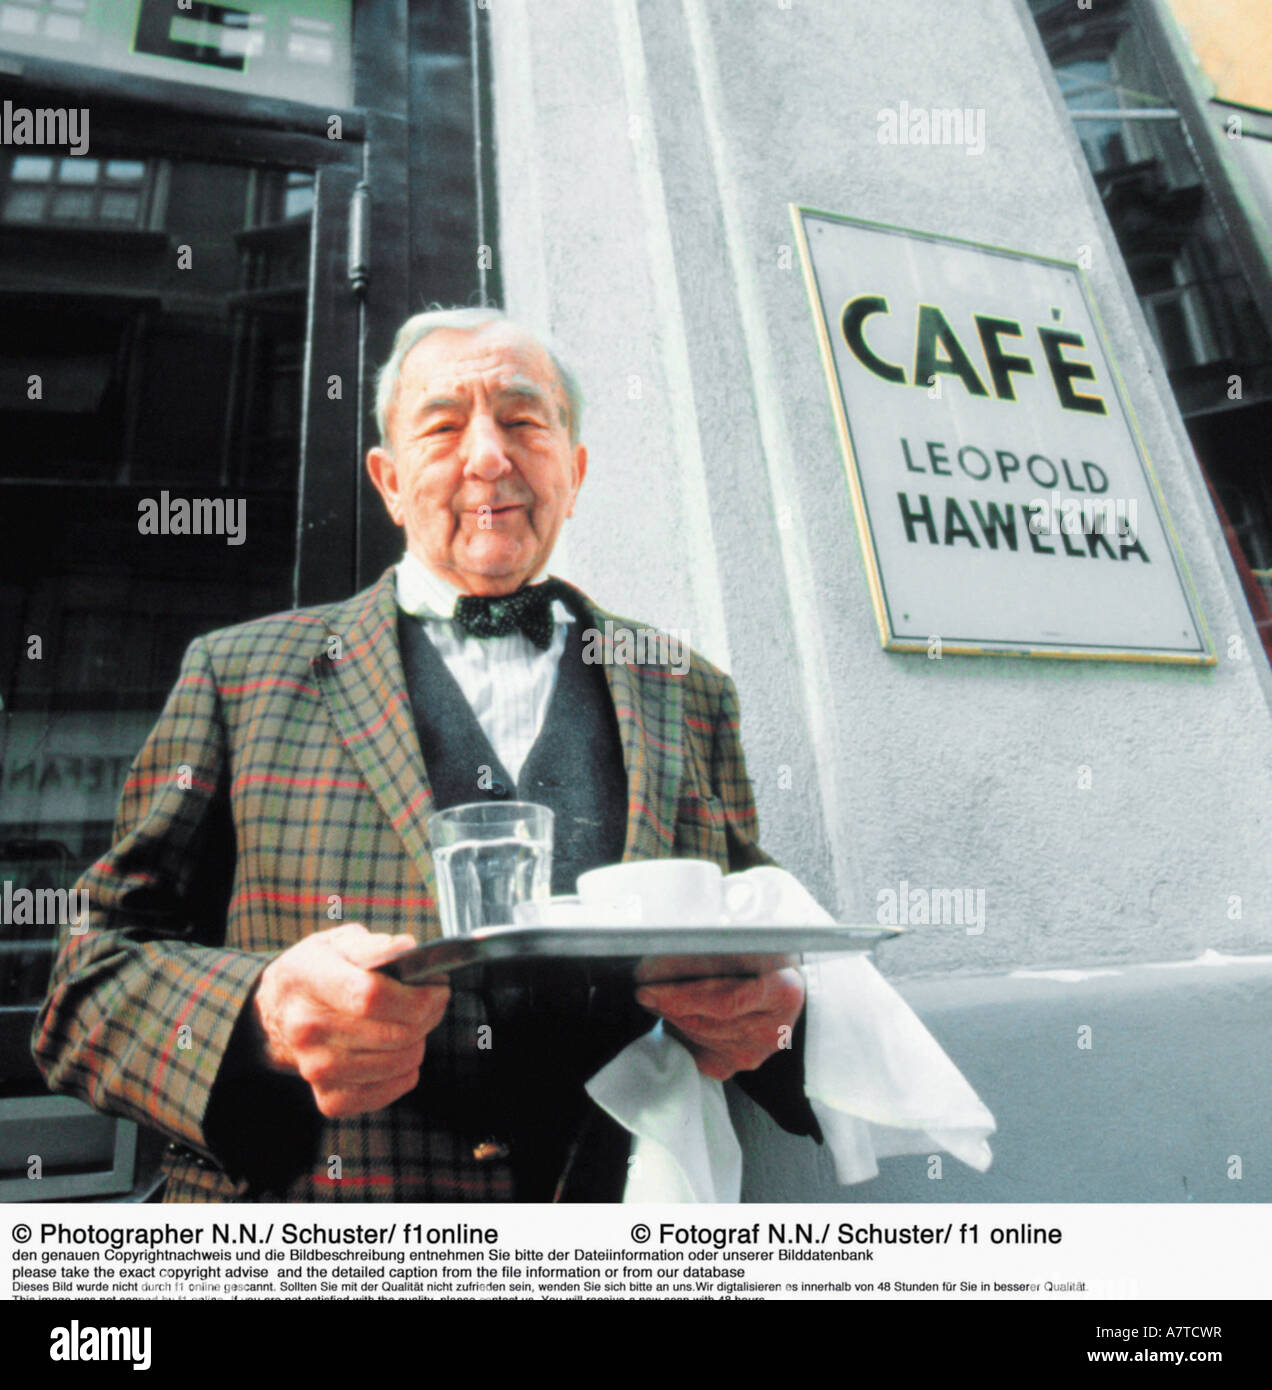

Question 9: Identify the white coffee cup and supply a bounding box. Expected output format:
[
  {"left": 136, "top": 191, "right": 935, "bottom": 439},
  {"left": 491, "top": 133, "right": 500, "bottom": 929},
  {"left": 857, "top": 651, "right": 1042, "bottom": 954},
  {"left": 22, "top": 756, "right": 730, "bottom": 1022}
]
[
  {"left": 719, "top": 866, "right": 788, "bottom": 924},
  {"left": 577, "top": 859, "right": 725, "bottom": 926}
]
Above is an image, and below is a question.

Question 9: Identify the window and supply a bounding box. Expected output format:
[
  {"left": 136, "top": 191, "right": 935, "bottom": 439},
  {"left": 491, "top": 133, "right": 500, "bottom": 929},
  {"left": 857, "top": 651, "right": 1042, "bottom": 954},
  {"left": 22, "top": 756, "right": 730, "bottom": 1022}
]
[
  {"left": 1, "top": 153, "right": 155, "bottom": 228},
  {"left": 1029, "top": 0, "right": 1272, "bottom": 658}
]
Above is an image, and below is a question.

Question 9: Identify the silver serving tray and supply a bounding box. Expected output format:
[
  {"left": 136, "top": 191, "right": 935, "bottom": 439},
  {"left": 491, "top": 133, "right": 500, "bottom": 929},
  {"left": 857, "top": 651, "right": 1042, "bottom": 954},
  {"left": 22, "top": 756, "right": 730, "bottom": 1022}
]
[{"left": 376, "top": 923, "right": 900, "bottom": 984}]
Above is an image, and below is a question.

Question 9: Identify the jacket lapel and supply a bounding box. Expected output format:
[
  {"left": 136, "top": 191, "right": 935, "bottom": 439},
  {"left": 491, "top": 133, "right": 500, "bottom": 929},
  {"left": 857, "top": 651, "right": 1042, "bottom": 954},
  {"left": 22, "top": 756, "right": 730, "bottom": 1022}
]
[
  {"left": 311, "top": 570, "right": 684, "bottom": 888},
  {"left": 311, "top": 570, "right": 438, "bottom": 896},
  {"left": 562, "top": 585, "right": 683, "bottom": 862}
]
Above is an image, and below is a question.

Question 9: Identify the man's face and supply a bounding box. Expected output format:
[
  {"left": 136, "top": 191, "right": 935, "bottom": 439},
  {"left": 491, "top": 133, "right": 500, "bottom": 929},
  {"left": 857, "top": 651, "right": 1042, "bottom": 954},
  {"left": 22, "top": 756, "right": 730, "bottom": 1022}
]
[{"left": 367, "top": 323, "right": 587, "bottom": 596}]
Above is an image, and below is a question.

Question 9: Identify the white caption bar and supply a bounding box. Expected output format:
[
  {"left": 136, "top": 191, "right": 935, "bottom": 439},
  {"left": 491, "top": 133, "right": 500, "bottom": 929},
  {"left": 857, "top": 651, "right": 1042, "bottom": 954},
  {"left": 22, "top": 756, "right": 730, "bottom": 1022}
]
[{"left": 3, "top": 1203, "right": 1265, "bottom": 1301}]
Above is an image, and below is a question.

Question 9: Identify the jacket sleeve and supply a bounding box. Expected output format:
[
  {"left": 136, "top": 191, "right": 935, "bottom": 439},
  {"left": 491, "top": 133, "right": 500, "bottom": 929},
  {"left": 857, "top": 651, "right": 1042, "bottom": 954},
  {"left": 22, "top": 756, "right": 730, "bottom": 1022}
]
[
  {"left": 31, "top": 637, "right": 318, "bottom": 1181},
  {"left": 710, "top": 674, "right": 823, "bottom": 1142}
]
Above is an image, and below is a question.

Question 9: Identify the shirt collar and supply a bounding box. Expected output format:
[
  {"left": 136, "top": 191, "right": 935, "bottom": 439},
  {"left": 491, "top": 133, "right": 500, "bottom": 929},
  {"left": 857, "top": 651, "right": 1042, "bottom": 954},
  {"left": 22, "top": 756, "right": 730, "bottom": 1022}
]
[
  {"left": 395, "top": 552, "right": 575, "bottom": 625},
  {"left": 396, "top": 552, "right": 464, "bottom": 619}
]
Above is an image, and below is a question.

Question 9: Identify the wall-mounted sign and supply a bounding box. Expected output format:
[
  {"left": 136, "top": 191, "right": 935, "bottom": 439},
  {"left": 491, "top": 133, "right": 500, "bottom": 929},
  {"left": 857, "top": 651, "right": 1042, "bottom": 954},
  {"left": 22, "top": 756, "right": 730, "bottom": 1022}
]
[
  {"left": 791, "top": 206, "right": 1214, "bottom": 663},
  {"left": 0, "top": 0, "right": 352, "bottom": 110}
]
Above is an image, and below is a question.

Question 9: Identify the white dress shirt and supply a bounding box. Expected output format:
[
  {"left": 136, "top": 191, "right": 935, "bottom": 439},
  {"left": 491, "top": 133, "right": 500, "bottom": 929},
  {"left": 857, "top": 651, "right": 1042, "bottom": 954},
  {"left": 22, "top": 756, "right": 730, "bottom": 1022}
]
[{"left": 395, "top": 552, "right": 575, "bottom": 785}]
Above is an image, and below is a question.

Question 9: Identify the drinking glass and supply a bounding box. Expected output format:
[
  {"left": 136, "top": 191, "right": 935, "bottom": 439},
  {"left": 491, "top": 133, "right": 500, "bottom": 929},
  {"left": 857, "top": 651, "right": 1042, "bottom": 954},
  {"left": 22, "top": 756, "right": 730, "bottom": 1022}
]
[{"left": 428, "top": 801, "right": 553, "bottom": 937}]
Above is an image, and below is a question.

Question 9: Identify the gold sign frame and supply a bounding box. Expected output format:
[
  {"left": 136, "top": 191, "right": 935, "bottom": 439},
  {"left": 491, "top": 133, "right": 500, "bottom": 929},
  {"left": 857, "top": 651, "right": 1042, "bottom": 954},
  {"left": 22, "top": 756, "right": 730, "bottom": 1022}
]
[{"left": 790, "top": 204, "right": 1216, "bottom": 665}]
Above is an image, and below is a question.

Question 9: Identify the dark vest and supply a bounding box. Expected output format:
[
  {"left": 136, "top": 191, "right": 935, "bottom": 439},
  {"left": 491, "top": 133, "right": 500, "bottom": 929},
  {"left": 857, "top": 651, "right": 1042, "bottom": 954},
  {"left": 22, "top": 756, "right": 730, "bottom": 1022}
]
[
  {"left": 397, "top": 603, "right": 628, "bottom": 889},
  {"left": 398, "top": 601, "right": 648, "bottom": 1199}
]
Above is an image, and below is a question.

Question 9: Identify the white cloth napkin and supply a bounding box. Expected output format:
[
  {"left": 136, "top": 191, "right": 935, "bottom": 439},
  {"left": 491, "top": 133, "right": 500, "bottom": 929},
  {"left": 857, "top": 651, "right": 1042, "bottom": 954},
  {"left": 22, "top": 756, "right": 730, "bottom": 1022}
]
[{"left": 584, "top": 866, "right": 996, "bottom": 1201}]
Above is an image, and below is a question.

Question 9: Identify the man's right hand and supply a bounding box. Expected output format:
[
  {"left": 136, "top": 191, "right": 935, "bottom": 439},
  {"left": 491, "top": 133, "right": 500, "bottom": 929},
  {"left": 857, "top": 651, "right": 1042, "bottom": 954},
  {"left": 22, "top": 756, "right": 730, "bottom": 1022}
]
[{"left": 252, "top": 923, "right": 450, "bottom": 1119}]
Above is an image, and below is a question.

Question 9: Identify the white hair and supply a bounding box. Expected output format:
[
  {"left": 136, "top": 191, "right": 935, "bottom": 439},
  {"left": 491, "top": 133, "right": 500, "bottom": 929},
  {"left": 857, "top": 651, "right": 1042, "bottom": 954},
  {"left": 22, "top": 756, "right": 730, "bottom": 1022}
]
[{"left": 373, "top": 306, "right": 583, "bottom": 447}]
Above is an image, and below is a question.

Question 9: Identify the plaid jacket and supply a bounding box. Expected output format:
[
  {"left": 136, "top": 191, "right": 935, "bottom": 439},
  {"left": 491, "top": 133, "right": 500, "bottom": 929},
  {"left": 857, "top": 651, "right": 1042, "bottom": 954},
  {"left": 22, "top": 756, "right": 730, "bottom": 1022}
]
[{"left": 32, "top": 568, "right": 782, "bottom": 1202}]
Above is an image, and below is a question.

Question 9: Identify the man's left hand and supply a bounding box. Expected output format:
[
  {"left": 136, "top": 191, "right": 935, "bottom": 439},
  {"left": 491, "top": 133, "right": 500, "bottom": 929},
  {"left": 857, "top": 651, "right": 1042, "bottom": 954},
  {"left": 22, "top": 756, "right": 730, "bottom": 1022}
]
[{"left": 634, "top": 967, "right": 805, "bottom": 1081}]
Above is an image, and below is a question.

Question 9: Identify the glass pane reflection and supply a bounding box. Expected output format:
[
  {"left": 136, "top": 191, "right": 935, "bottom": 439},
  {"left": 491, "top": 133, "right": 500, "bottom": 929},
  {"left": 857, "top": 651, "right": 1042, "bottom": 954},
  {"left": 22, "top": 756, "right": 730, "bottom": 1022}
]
[{"left": 0, "top": 145, "right": 314, "bottom": 1008}]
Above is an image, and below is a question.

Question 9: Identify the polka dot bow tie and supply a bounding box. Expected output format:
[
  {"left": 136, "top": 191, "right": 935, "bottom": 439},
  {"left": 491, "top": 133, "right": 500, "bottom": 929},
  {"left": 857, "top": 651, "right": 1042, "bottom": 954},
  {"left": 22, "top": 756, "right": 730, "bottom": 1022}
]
[{"left": 452, "top": 578, "right": 569, "bottom": 649}]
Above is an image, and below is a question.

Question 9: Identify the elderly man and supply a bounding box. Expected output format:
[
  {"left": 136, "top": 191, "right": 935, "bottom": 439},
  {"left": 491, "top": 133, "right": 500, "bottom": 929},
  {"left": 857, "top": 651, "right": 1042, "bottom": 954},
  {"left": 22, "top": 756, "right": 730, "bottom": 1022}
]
[{"left": 33, "top": 307, "right": 818, "bottom": 1202}]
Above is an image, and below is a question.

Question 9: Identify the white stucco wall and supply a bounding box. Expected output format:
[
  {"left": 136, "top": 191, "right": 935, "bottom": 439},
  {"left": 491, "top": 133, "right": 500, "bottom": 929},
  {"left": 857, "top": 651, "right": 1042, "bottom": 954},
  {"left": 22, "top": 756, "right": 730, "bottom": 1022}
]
[{"left": 489, "top": 0, "right": 1272, "bottom": 980}]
